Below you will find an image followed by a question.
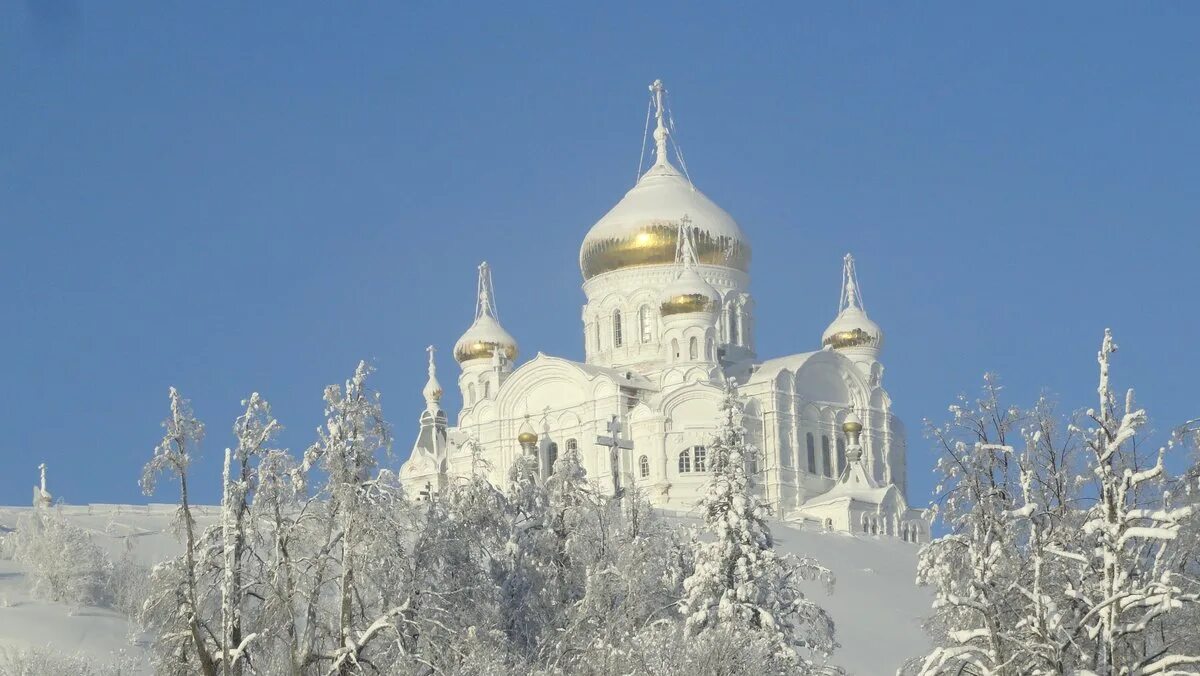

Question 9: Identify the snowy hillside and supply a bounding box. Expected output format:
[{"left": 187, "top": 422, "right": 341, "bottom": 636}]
[{"left": 0, "top": 504, "right": 928, "bottom": 675}]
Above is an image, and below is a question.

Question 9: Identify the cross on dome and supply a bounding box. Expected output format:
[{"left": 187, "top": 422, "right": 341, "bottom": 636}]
[
  {"left": 650, "top": 79, "right": 670, "bottom": 167},
  {"left": 476, "top": 261, "right": 498, "bottom": 320},
  {"left": 840, "top": 253, "right": 865, "bottom": 313}
]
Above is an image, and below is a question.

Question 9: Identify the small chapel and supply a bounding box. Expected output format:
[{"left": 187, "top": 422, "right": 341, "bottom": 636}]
[{"left": 399, "top": 80, "right": 927, "bottom": 542}]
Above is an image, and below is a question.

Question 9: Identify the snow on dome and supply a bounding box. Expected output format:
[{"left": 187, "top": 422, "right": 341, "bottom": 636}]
[
  {"left": 580, "top": 162, "right": 749, "bottom": 281},
  {"left": 454, "top": 313, "right": 519, "bottom": 364},
  {"left": 822, "top": 306, "right": 883, "bottom": 351},
  {"left": 660, "top": 267, "right": 720, "bottom": 316}
]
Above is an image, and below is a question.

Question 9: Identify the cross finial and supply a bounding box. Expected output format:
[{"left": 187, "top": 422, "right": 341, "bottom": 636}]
[
  {"left": 475, "top": 261, "right": 498, "bottom": 320},
  {"left": 650, "top": 79, "right": 670, "bottom": 166},
  {"left": 840, "top": 253, "right": 864, "bottom": 313},
  {"left": 422, "top": 345, "right": 443, "bottom": 406}
]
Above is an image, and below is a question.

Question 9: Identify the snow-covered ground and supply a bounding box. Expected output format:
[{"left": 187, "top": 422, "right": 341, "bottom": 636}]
[{"left": 0, "top": 505, "right": 930, "bottom": 675}]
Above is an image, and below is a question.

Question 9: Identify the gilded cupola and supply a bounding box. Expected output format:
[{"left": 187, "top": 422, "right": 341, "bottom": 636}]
[
  {"left": 578, "top": 80, "right": 750, "bottom": 282},
  {"left": 822, "top": 254, "right": 883, "bottom": 354},
  {"left": 454, "top": 262, "right": 519, "bottom": 364}
]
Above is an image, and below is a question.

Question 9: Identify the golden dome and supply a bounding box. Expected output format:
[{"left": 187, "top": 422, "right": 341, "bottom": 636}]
[
  {"left": 580, "top": 162, "right": 749, "bottom": 281},
  {"left": 517, "top": 418, "right": 538, "bottom": 445},
  {"left": 842, "top": 419, "right": 863, "bottom": 435},
  {"left": 454, "top": 314, "right": 519, "bottom": 364}
]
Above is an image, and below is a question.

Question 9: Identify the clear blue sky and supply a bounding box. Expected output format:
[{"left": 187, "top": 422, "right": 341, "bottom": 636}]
[{"left": 2, "top": 3, "right": 1197, "bottom": 507}]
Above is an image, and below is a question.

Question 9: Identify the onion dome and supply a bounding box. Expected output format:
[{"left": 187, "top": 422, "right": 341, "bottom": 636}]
[
  {"left": 517, "top": 417, "right": 538, "bottom": 445},
  {"left": 842, "top": 411, "right": 863, "bottom": 435},
  {"left": 579, "top": 80, "right": 749, "bottom": 281},
  {"left": 422, "top": 346, "right": 443, "bottom": 405},
  {"left": 822, "top": 254, "right": 884, "bottom": 353},
  {"left": 659, "top": 216, "right": 720, "bottom": 316},
  {"left": 454, "top": 262, "right": 519, "bottom": 364}
]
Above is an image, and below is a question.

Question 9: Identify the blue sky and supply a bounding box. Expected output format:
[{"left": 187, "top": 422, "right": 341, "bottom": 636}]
[{"left": 2, "top": 3, "right": 1197, "bottom": 507}]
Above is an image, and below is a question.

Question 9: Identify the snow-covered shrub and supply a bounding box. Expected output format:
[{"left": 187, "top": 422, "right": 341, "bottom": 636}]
[
  {"left": 0, "top": 645, "right": 138, "bottom": 676},
  {"left": 108, "top": 545, "right": 150, "bottom": 617},
  {"left": 12, "top": 509, "right": 112, "bottom": 608}
]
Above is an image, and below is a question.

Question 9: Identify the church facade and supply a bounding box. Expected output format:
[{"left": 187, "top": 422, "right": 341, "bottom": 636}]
[{"left": 399, "top": 81, "right": 926, "bottom": 542}]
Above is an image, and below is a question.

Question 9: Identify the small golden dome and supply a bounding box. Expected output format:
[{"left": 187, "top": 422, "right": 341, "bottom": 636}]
[
  {"left": 660, "top": 293, "right": 716, "bottom": 316},
  {"left": 842, "top": 419, "right": 863, "bottom": 435},
  {"left": 517, "top": 418, "right": 538, "bottom": 445}
]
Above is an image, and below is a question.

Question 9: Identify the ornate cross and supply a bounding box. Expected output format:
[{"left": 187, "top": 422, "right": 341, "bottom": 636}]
[{"left": 596, "top": 415, "right": 634, "bottom": 497}]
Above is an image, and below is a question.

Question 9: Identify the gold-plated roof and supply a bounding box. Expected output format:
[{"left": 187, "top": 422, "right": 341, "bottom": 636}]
[
  {"left": 660, "top": 293, "right": 717, "bottom": 316},
  {"left": 453, "top": 340, "right": 518, "bottom": 364},
  {"left": 581, "top": 222, "right": 750, "bottom": 280},
  {"left": 822, "top": 327, "right": 880, "bottom": 350}
]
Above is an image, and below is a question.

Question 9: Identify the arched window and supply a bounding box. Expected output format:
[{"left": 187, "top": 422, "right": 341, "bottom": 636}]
[
  {"left": 594, "top": 321, "right": 602, "bottom": 351},
  {"left": 824, "top": 518, "right": 834, "bottom": 531},
  {"left": 688, "top": 336, "right": 698, "bottom": 360},
  {"left": 678, "top": 449, "right": 692, "bottom": 473},
  {"left": 779, "top": 430, "right": 792, "bottom": 468},
  {"left": 746, "top": 451, "right": 758, "bottom": 475},
  {"left": 482, "top": 381, "right": 490, "bottom": 399},
  {"left": 705, "top": 337, "right": 714, "bottom": 360},
  {"left": 547, "top": 442, "right": 559, "bottom": 474},
  {"left": 806, "top": 433, "right": 817, "bottom": 473},
  {"left": 612, "top": 309, "right": 623, "bottom": 347},
  {"left": 467, "top": 383, "right": 476, "bottom": 405},
  {"left": 821, "top": 435, "right": 832, "bottom": 478},
  {"left": 566, "top": 438, "right": 578, "bottom": 453},
  {"left": 861, "top": 514, "right": 870, "bottom": 533},
  {"left": 639, "top": 455, "right": 650, "bottom": 478},
  {"left": 727, "top": 303, "right": 739, "bottom": 345},
  {"left": 639, "top": 306, "right": 653, "bottom": 343},
  {"left": 671, "top": 338, "right": 680, "bottom": 361},
  {"left": 836, "top": 437, "right": 846, "bottom": 476},
  {"left": 692, "top": 446, "right": 707, "bottom": 472}
]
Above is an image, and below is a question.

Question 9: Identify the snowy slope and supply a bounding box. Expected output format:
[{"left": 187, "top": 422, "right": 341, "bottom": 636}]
[{"left": 0, "top": 505, "right": 929, "bottom": 675}]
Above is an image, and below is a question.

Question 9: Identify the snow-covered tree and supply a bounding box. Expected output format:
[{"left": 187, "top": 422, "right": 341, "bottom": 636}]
[
  {"left": 912, "top": 331, "right": 1200, "bottom": 675},
  {"left": 680, "top": 382, "right": 836, "bottom": 669},
  {"left": 140, "top": 387, "right": 218, "bottom": 676},
  {"left": 1063, "top": 330, "right": 1199, "bottom": 675}
]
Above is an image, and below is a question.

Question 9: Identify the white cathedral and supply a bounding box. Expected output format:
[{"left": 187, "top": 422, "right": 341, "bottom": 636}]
[{"left": 400, "top": 81, "right": 927, "bottom": 543}]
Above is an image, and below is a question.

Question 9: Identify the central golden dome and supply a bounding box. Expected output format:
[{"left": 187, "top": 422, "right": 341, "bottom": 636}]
[{"left": 580, "top": 162, "right": 749, "bottom": 281}]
